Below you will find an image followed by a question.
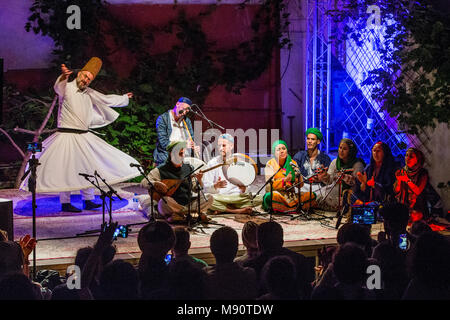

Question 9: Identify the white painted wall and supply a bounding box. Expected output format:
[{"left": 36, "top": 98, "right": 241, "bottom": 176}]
[{"left": 421, "top": 123, "right": 450, "bottom": 213}]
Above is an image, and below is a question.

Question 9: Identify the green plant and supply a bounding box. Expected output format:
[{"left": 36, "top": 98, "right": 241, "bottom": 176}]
[{"left": 328, "top": 0, "right": 450, "bottom": 135}]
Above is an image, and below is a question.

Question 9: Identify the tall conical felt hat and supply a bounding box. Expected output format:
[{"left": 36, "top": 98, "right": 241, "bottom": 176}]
[{"left": 81, "top": 57, "right": 102, "bottom": 78}]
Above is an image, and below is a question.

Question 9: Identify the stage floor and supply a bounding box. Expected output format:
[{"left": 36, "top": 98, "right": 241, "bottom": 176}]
[{"left": 0, "top": 178, "right": 386, "bottom": 271}]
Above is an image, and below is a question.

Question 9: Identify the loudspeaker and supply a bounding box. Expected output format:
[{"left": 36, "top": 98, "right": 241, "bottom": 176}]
[{"left": 0, "top": 198, "right": 13, "bottom": 241}]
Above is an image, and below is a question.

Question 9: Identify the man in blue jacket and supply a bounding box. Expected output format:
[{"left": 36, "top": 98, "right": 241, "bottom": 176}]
[{"left": 153, "top": 97, "right": 200, "bottom": 166}]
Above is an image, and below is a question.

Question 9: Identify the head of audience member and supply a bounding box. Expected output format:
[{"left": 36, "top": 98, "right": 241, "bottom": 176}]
[
  {"left": 242, "top": 221, "right": 258, "bottom": 253},
  {"left": 138, "top": 221, "right": 175, "bottom": 261},
  {"left": 173, "top": 97, "right": 192, "bottom": 121},
  {"left": 407, "top": 231, "right": 450, "bottom": 290},
  {"left": 0, "top": 272, "right": 40, "bottom": 300},
  {"left": 261, "top": 256, "right": 299, "bottom": 300},
  {"left": 409, "top": 220, "right": 432, "bottom": 244},
  {"left": 172, "top": 226, "right": 191, "bottom": 258},
  {"left": 372, "top": 241, "right": 407, "bottom": 289},
  {"left": 378, "top": 202, "right": 410, "bottom": 245},
  {"left": 102, "top": 244, "right": 117, "bottom": 266},
  {"left": 257, "top": 221, "right": 284, "bottom": 253},
  {"left": 333, "top": 242, "right": 368, "bottom": 285},
  {"left": 218, "top": 134, "right": 234, "bottom": 159},
  {"left": 305, "top": 128, "right": 323, "bottom": 153},
  {"left": 338, "top": 138, "right": 358, "bottom": 165},
  {"left": 336, "top": 223, "right": 372, "bottom": 255},
  {"left": 210, "top": 226, "right": 239, "bottom": 264},
  {"left": 74, "top": 247, "right": 93, "bottom": 272},
  {"left": 0, "top": 241, "right": 24, "bottom": 279},
  {"left": 98, "top": 260, "right": 140, "bottom": 300},
  {"left": 167, "top": 259, "right": 207, "bottom": 300}
]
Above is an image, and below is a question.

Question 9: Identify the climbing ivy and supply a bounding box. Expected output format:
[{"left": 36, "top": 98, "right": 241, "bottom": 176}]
[{"left": 23, "top": 0, "right": 291, "bottom": 169}]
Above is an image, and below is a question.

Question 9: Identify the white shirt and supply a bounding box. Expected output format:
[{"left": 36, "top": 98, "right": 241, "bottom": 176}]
[
  {"left": 169, "top": 110, "right": 188, "bottom": 143},
  {"left": 203, "top": 156, "right": 242, "bottom": 195}
]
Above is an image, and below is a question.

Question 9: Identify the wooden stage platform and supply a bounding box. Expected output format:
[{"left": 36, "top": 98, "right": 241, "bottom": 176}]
[{"left": 0, "top": 180, "right": 393, "bottom": 276}]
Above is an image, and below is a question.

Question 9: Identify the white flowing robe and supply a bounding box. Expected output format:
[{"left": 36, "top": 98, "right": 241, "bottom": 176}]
[{"left": 20, "top": 76, "right": 141, "bottom": 193}]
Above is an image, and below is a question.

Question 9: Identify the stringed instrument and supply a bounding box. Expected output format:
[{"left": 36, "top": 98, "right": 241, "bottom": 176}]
[{"left": 150, "top": 156, "right": 238, "bottom": 201}]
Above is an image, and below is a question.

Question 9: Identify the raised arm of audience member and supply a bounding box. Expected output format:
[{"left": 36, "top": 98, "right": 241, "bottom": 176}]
[
  {"left": 80, "top": 222, "right": 117, "bottom": 299},
  {"left": 18, "top": 235, "right": 36, "bottom": 278}
]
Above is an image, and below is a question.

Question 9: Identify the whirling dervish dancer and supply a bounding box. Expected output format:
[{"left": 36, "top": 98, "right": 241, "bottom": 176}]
[{"left": 20, "top": 57, "right": 141, "bottom": 212}]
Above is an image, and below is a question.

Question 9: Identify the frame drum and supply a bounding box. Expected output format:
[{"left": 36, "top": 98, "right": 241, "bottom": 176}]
[{"left": 222, "top": 153, "right": 257, "bottom": 187}]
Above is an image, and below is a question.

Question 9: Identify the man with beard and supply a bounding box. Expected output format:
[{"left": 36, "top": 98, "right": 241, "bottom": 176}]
[
  {"left": 141, "top": 140, "right": 212, "bottom": 223},
  {"left": 202, "top": 134, "right": 262, "bottom": 214},
  {"left": 20, "top": 58, "right": 140, "bottom": 212}
]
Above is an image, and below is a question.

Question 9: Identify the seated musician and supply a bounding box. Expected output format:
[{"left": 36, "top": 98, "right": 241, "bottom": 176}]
[
  {"left": 319, "top": 138, "right": 365, "bottom": 210},
  {"left": 140, "top": 140, "right": 213, "bottom": 223},
  {"left": 262, "top": 140, "right": 307, "bottom": 213},
  {"left": 202, "top": 134, "right": 263, "bottom": 214},
  {"left": 153, "top": 97, "right": 201, "bottom": 166},
  {"left": 293, "top": 128, "right": 331, "bottom": 193},
  {"left": 354, "top": 141, "right": 398, "bottom": 204},
  {"left": 393, "top": 147, "right": 443, "bottom": 222}
]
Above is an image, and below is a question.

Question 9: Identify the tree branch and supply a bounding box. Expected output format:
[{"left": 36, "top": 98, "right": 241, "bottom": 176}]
[{"left": 0, "top": 127, "right": 25, "bottom": 158}]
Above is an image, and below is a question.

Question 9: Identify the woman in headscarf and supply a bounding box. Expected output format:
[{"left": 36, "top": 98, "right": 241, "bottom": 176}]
[
  {"left": 318, "top": 138, "right": 365, "bottom": 210},
  {"left": 394, "top": 148, "right": 430, "bottom": 221},
  {"left": 354, "top": 141, "right": 398, "bottom": 203},
  {"left": 262, "top": 140, "right": 305, "bottom": 213}
]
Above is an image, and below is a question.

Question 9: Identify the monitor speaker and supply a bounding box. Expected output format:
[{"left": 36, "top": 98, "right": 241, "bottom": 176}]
[{"left": 0, "top": 198, "right": 14, "bottom": 241}]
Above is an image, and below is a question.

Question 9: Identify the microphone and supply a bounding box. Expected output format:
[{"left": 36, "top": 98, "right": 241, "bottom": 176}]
[
  {"left": 79, "top": 173, "right": 94, "bottom": 178},
  {"left": 130, "top": 163, "right": 142, "bottom": 168},
  {"left": 290, "top": 160, "right": 299, "bottom": 168}
]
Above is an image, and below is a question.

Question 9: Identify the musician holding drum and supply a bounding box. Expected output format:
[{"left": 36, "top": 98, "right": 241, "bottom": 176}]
[{"left": 202, "top": 134, "right": 263, "bottom": 214}]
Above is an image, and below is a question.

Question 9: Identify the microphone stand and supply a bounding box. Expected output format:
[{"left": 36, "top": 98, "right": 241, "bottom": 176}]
[
  {"left": 190, "top": 104, "right": 225, "bottom": 130},
  {"left": 21, "top": 151, "right": 40, "bottom": 281},
  {"left": 76, "top": 172, "right": 112, "bottom": 236},
  {"left": 253, "top": 166, "right": 283, "bottom": 221},
  {"left": 133, "top": 164, "right": 167, "bottom": 221},
  {"left": 288, "top": 173, "right": 319, "bottom": 221},
  {"left": 190, "top": 176, "right": 224, "bottom": 234},
  {"left": 334, "top": 170, "right": 351, "bottom": 229},
  {"left": 184, "top": 164, "right": 204, "bottom": 230},
  {"left": 95, "top": 171, "right": 122, "bottom": 223}
]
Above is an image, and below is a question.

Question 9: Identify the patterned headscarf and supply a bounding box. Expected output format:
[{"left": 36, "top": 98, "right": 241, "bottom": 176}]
[{"left": 404, "top": 147, "right": 425, "bottom": 183}]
